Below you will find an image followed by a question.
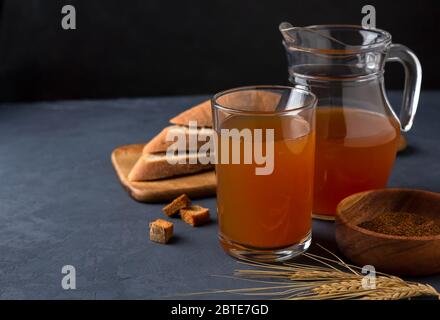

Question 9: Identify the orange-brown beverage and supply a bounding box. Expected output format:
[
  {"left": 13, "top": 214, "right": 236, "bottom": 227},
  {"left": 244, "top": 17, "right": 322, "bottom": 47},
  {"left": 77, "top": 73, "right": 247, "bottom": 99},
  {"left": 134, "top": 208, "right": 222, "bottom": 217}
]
[
  {"left": 314, "top": 107, "right": 400, "bottom": 217},
  {"left": 216, "top": 115, "right": 315, "bottom": 252}
]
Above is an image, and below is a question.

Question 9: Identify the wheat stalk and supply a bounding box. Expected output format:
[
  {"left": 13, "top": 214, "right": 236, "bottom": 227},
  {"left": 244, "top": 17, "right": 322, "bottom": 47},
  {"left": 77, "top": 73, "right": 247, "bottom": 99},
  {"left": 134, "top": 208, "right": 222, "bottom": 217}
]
[
  {"left": 362, "top": 283, "right": 439, "bottom": 300},
  {"left": 187, "top": 244, "right": 440, "bottom": 300}
]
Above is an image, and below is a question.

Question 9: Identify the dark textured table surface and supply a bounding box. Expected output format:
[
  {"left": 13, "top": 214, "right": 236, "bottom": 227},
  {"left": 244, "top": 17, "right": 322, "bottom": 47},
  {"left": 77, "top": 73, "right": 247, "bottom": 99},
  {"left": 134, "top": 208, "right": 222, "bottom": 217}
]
[{"left": 0, "top": 91, "right": 439, "bottom": 299}]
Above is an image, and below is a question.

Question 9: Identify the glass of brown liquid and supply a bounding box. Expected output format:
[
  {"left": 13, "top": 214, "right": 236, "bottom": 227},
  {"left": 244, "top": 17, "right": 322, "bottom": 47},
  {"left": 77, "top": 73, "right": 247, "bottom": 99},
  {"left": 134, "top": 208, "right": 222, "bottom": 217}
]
[
  {"left": 212, "top": 86, "right": 316, "bottom": 261},
  {"left": 280, "top": 23, "right": 422, "bottom": 219}
]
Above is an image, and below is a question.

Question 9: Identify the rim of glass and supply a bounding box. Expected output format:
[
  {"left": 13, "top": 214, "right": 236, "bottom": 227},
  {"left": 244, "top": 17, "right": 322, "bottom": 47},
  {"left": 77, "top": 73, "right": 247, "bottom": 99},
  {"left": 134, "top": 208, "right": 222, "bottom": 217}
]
[
  {"left": 211, "top": 85, "right": 317, "bottom": 116},
  {"left": 280, "top": 24, "right": 392, "bottom": 54}
]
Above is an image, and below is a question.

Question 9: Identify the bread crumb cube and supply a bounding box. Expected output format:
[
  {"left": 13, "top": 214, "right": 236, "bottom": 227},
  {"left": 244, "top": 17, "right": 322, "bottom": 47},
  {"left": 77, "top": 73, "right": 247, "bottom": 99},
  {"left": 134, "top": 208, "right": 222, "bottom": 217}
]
[
  {"left": 180, "top": 205, "right": 210, "bottom": 227},
  {"left": 162, "top": 194, "right": 191, "bottom": 217},
  {"left": 149, "top": 219, "right": 173, "bottom": 243}
]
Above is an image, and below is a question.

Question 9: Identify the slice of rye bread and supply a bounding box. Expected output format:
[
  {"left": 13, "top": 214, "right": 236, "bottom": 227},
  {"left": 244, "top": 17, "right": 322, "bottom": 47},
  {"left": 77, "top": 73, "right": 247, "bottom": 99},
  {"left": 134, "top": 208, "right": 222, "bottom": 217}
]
[
  {"left": 128, "top": 152, "right": 214, "bottom": 181},
  {"left": 143, "top": 125, "right": 214, "bottom": 154},
  {"left": 170, "top": 100, "right": 212, "bottom": 128}
]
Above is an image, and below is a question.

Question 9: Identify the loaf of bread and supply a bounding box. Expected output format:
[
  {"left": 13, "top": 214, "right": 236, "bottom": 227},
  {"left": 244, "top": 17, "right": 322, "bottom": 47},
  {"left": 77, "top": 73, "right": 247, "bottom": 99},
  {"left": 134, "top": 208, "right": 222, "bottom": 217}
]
[{"left": 128, "top": 100, "right": 214, "bottom": 182}]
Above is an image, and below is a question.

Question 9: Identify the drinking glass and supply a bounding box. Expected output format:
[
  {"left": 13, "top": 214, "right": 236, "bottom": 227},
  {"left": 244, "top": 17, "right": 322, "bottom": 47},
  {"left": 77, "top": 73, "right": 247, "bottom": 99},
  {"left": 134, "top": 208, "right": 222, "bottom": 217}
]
[{"left": 211, "top": 85, "right": 316, "bottom": 261}]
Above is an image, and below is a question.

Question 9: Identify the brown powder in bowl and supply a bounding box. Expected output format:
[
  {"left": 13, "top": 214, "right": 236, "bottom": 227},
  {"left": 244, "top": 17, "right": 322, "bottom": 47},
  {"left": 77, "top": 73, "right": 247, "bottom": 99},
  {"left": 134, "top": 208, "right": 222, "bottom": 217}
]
[{"left": 358, "top": 211, "right": 440, "bottom": 237}]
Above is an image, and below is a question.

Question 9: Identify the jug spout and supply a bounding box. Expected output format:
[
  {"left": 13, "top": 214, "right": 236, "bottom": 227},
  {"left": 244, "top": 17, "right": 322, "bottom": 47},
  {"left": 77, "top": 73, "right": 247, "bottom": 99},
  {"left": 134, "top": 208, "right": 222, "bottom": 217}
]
[{"left": 279, "top": 22, "right": 297, "bottom": 44}]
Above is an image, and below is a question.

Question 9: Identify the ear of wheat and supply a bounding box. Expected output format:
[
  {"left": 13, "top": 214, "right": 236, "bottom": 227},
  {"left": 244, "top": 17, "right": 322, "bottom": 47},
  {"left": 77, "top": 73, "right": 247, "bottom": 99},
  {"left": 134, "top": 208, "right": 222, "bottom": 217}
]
[{"left": 188, "top": 244, "right": 440, "bottom": 300}]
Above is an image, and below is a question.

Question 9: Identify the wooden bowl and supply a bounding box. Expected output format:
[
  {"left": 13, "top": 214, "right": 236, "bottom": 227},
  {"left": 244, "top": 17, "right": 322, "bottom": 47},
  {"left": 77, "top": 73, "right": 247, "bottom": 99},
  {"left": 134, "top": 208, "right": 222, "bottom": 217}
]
[{"left": 335, "top": 189, "right": 440, "bottom": 276}]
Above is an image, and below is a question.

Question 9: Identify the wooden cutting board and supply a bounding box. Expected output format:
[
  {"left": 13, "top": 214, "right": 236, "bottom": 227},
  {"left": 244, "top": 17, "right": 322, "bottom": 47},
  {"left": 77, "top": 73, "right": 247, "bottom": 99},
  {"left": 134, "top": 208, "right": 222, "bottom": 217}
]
[{"left": 111, "top": 144, "right": 216, "bottom": 202}]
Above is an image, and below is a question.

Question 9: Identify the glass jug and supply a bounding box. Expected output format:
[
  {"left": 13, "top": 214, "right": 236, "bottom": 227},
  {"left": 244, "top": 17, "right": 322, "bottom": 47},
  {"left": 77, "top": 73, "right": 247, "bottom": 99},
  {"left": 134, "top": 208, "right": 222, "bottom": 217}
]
[{"left": 280, "top": 23, "right": 422, "bottom": 219}]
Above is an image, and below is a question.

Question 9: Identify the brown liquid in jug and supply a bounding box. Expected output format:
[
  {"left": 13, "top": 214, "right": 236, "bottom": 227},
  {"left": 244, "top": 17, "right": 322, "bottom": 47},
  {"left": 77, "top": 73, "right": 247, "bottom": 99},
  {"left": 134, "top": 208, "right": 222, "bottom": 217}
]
[{"left": 314, "top": 107, "right": 400, "bottom": 216}]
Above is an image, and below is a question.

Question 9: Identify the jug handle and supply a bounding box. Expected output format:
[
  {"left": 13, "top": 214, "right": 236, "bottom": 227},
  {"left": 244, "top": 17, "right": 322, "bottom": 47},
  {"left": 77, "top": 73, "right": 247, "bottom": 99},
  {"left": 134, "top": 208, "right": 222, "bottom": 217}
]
[{"left": 385, "top": 44, "right": 422, "bottom": 132}]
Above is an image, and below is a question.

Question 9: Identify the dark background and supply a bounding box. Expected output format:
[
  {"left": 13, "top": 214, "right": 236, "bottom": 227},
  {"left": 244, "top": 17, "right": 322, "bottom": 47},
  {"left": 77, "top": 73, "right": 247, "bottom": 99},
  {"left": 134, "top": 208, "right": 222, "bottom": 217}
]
[{"left": 0, "top": 0, "right": 438, "bottom": 102}]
